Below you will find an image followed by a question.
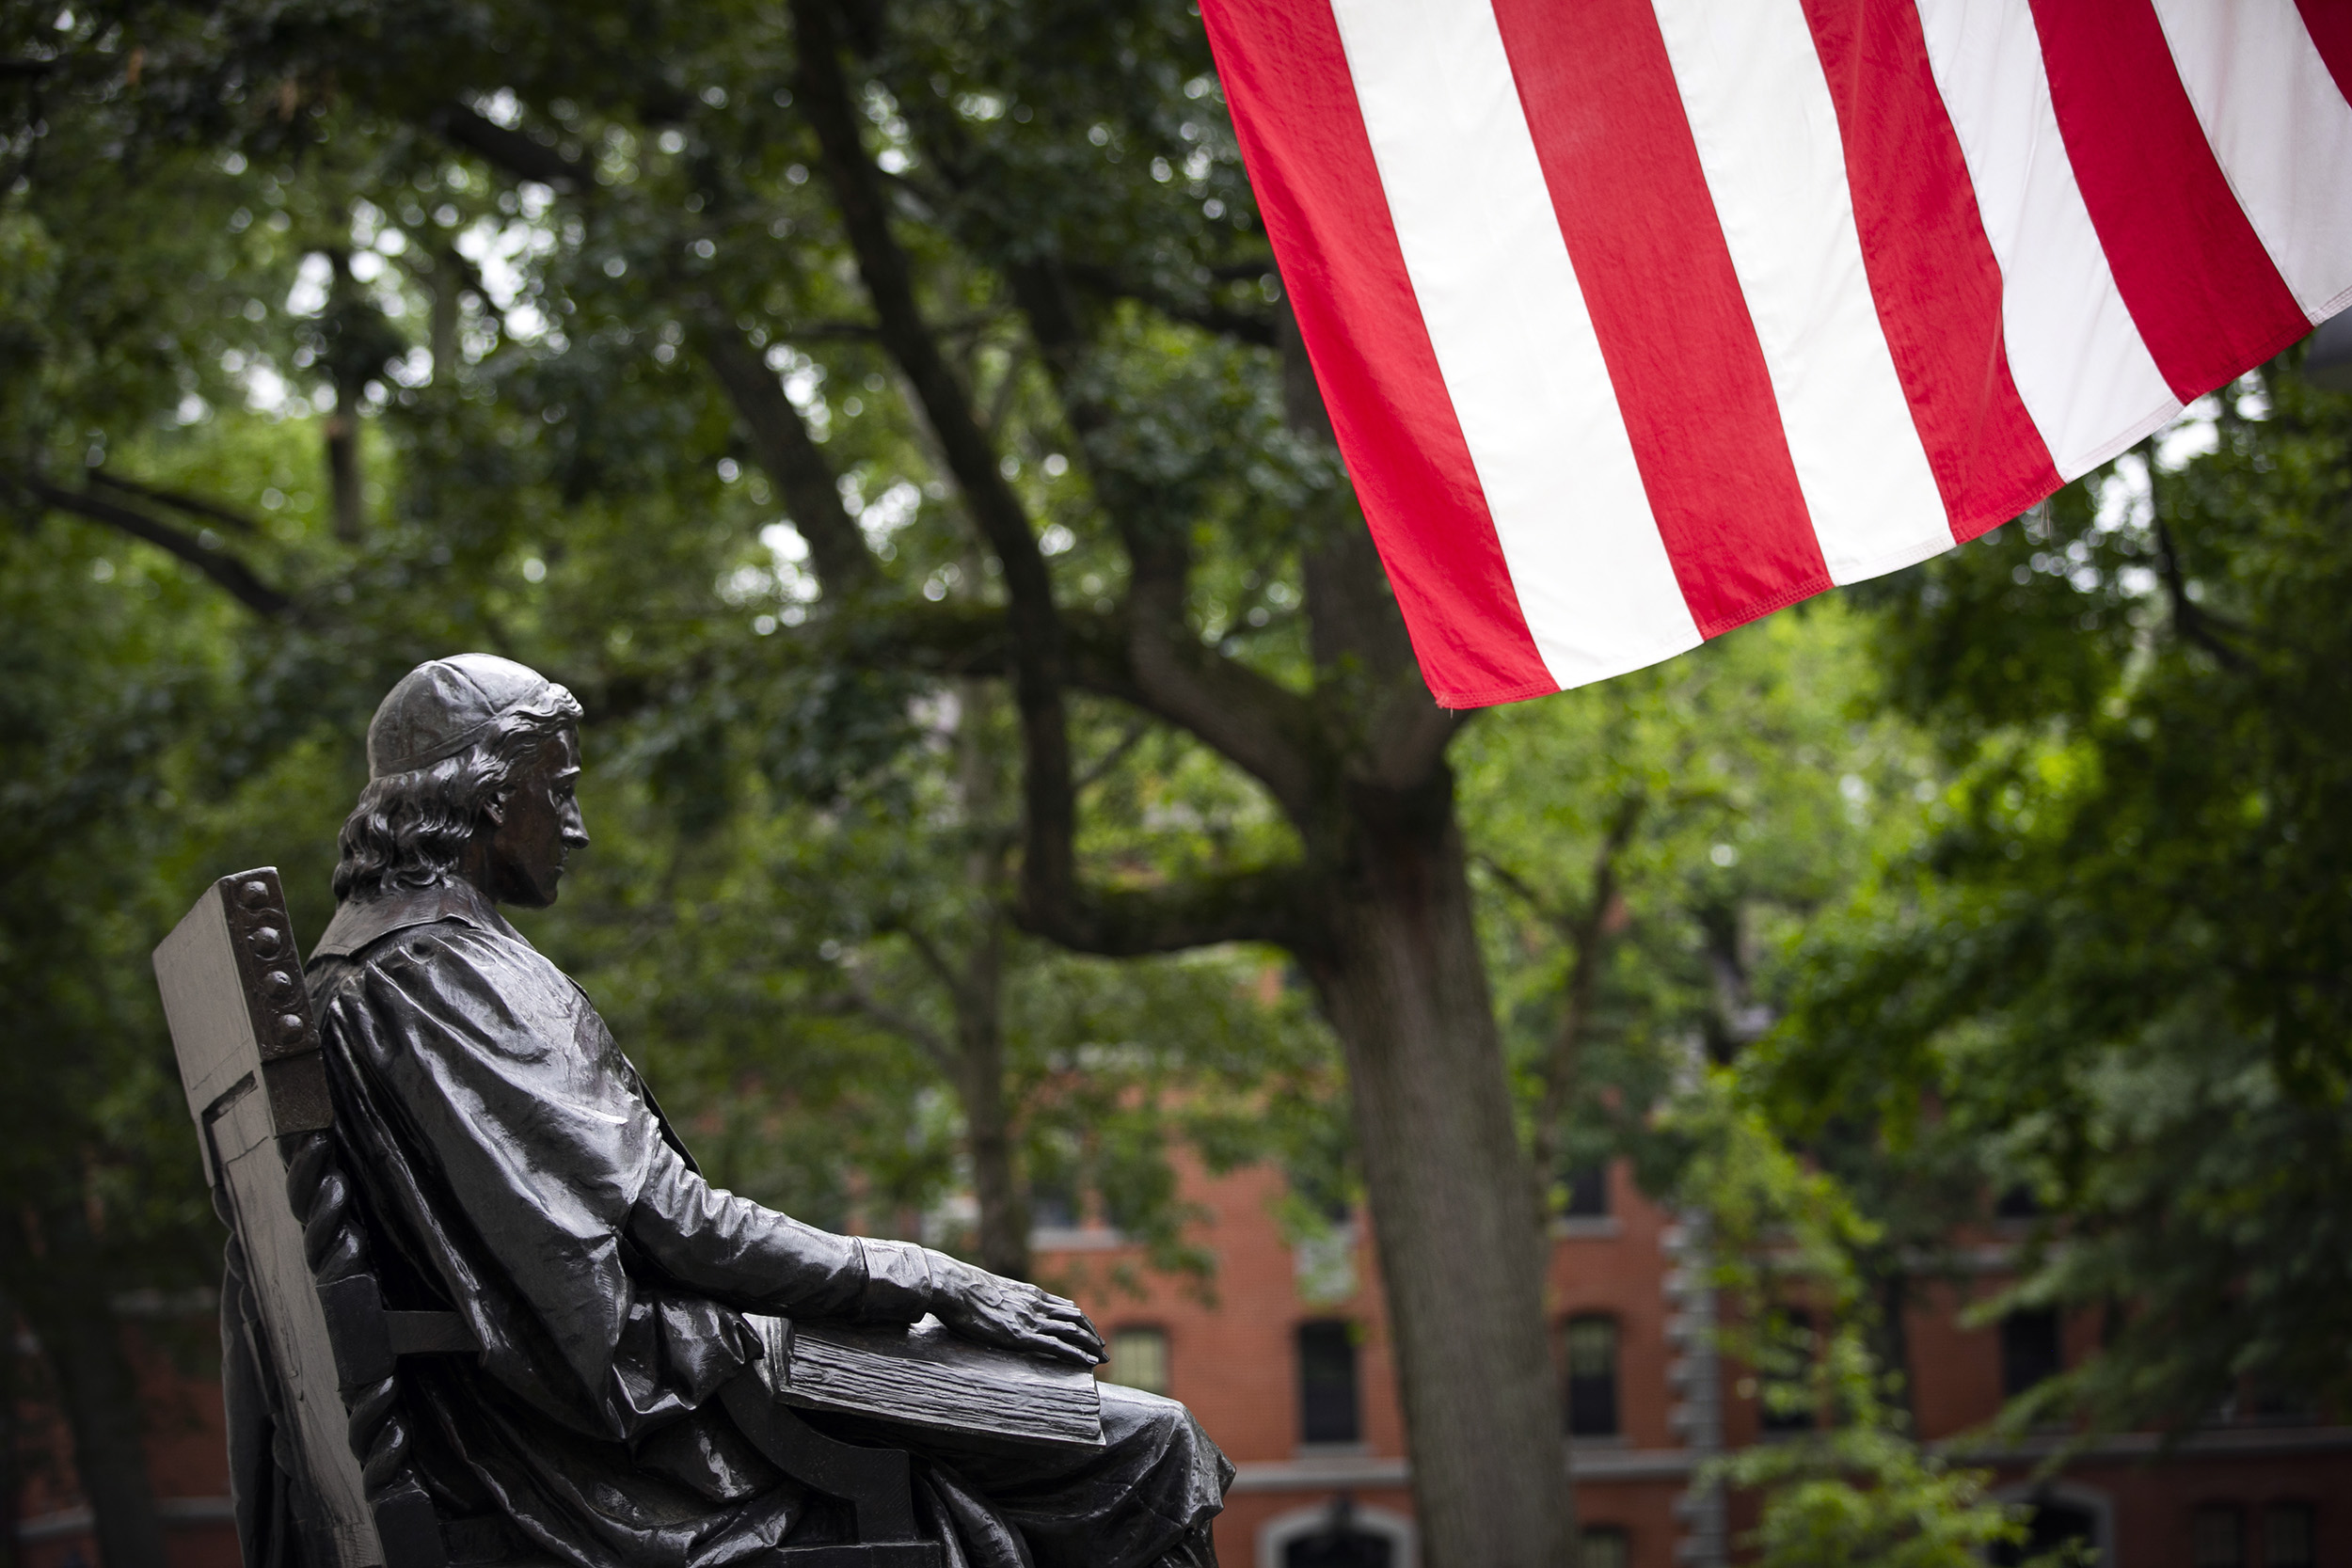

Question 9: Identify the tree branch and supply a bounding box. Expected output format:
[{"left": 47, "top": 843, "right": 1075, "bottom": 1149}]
[
  {"left": 697, "top": 323, "right": 874, "bottom": 593},
  {"left": 86, "top": 470, "right": 260, "bottom": 533},
  {"left": 820, "top": 618, "right": 1317, "bottom": 956},
  {"left": 853, "top": 87, "right": 1324, "bottom": 915},
  {"left": 894, "top": 922, "right": 972, "bottom": 1009},
  {"left": 1527, "top": 792, "right": 1643, "bottom": 1203},
  {"left": 834, "top": 600, "right": 1327, "bottom": 809},
  {"left": 820, "top": 977, "right": 953, "bottom": 1072},
  {"left": 421, "top": 102, "right": 883, "bottom": 602},
  {"left": 429, "top": 68, "right": 1326, "bottom": 964},
  {"left": 2151, "top": 514, "right": 2249, "bottom": 671},
  {"left": 1126, "top": 627, "right": 1326, "bottom": 817},
  {"left": 1013, "top": 862, "right": 1325, "bottom": 959},
  {"left": 1062, "top": 262, "right": 1278, "bottom": 347},
  {"left": 793, "top": 0, "right": 1079, "bottom": 927},
  {"left": 994, "top": 256, "right": 1328, "bottom": 817},
  {"left": 15, "top": 475, "right": 292, "bottom": 616},
  {"left": 1475, "top": 853, "right": 1566, "bottom": 927},
  {"left": 1273, "top": 304, "right": 1450, "bottom": 783},
  {"left": 1075, "top": 721, "right": 1151, "bottom": 794},
  {"left": 429, "top": 104, "right": 582, "bottom": 190},
  {"left": 763, "top": 315, "right": 999, "bottom": 344}
]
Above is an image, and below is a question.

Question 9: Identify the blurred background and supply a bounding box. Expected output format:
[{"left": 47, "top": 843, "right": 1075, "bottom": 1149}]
[{"left": 2, "top": 2, "right": 2347, "bottom": 1564}]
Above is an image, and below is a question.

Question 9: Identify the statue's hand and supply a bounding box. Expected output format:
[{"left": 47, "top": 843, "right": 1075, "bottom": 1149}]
[{"left": 931, "top": 1261, "right": 1104, "bottom": 1367}]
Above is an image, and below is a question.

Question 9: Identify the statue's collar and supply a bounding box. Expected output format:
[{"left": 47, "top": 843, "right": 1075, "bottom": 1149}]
[{"left": 312, "top": 878, "right": 525, "bottom": 961}]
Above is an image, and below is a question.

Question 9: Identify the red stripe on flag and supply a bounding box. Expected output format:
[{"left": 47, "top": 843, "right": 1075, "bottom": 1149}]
[
  {"left": 1489, "top": 0, "right": 1829, "bottom": 638},
  {"left": 1196, "top": 0, "right": 1553, "bottom": 706},
  {"left": 2295, "top": 0, "right": 2352, "bottom": 109},
  {"left": 1800, "top": 0, "right": 2058, "bottom": 542},
  {"left": 2031, "top": 0, "right": 2312, "bottom": 402}
]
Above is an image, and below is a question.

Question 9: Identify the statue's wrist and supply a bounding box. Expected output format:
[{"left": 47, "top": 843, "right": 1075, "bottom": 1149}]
[{"left": 851, "top": 1237, "right": 941, "bottom": 1320}]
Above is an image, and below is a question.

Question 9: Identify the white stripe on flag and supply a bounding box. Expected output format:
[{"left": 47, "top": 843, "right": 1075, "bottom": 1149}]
[
  {"left": 1649, "top": 0, "right": 1953, "bottom": 582},
  {"left": 2153, "top": 0, "right": 2352, "bottom": 325},
  {"left": 1915, "top": 0, "right": 2179, "bottom": 478},
  {"left": 1327, "top": 0, "right": 1700, "bottom": 688}
]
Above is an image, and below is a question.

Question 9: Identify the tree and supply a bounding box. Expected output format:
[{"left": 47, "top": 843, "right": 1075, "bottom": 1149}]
[
  {"left": 1448, "top": 595, "right": 2106, "bottom": 1560},
  {"left": 0, "top": 466, "right": 249, "bottom": 1568},
  {"left": 535, "top": 680, "right": 1332, "bottom": 1291},
  {"left": 3, "top": 1, "right": 1415, "bottom": 1552},
  {"left": 4, "top": 0, "right": 1584, "bottom": 1553},
  {"left": 1756, "top": 352, "right": 2352, "bottom": 1433},
  {"left": 1453, "top": 604, "right": 1939, "bottom": 1228},
  {"left": 1668, "top": 1075, "right": 2039, "bottom": 1568}
]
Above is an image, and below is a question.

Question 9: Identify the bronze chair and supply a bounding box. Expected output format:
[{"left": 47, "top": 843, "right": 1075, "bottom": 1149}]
[{"left": 155, "top": 868, "right": 941, "bottom": 1568}]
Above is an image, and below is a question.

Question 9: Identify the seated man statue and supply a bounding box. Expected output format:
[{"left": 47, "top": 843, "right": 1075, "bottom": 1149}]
[{"left": 254, "top": 654, "right": 1230, "bottom": 1568}]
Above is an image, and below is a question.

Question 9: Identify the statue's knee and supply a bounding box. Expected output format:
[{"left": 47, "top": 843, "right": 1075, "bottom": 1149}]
[{"left": 1094, "top": 1382, "right": 1188, "bottom": 1439}]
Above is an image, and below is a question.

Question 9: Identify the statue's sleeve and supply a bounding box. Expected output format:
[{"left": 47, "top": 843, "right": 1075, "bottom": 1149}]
[
  {"left": 326, "top": 918, "right": 941, "bottom": 1345},
  {"left": 626, "top": 1148, "right": 941, "bottom": 1323}
]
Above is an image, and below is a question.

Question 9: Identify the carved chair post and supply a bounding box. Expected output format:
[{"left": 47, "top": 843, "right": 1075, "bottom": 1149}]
[{"left": 159, "top": 868, "right": 466, "bottom": 1568}]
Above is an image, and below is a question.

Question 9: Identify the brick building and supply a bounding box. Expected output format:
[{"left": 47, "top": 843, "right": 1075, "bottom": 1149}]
[
  {"left": 13, "top": 1156, "right": 2347, "bottom": 1568},
  {"left": 1036, "top": 1155, "right": 2349, "bottom": 1568}
]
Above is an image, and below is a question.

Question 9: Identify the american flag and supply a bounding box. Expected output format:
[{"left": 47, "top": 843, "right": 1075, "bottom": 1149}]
[{"left": 1200, "top": 0, "right": 2352, "bottom": 705}]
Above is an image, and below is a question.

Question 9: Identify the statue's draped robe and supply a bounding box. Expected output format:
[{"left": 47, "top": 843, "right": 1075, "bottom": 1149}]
[{"left": 222, "top": 881, "right": 1227, "bottom": 1568}]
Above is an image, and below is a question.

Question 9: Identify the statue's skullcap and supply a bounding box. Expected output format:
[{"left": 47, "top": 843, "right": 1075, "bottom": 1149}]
[{"left": 367, "top": 654, "right": 576, "bottom": 778}]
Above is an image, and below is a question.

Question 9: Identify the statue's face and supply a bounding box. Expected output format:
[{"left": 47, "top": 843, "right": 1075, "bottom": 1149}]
[{"left": 484, "top": 726, "right": 589, "bottom": 908}]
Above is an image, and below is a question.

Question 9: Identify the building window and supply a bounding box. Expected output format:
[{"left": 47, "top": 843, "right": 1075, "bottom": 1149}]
[
  {"left": 1563, "top": 1315, "right": 1620, "bottom": 1437},
  {"left": 1994, "top": 1184, "right": 2042, "bottom": 1219},
  {"left": 1999, "top": 1308, "right": 2063, "bottom": 1397},
  {"left": 1758, "top": 1308, "right": 1817, "bottom": 1433},
  {"left": 1104, "top": 1326, "right": 1169, "bottom": 1396},
  {"left": 2242, "top": 1382, "right": 2320, "bottom": 1424},
  {"left": 1282, "top": 1528, "right": 1392, "bottom": 1568},
  {"left": 1270, "top": 1498, "right": 1409, "bottom": 1568},
  {"left": 1296, "top": 1320, "right": 1361, "bottom": 1445},
  {"left": 1992, "top": 1496, "right": 2101, "bottom": 1567},
  {"left": 1027, "top": 1178, "right": 1078, "bottom": 1231},
  {"left": 2194, "top": 1505, "right": 2247, "bottom": 1568},
  {"left": 1563, "top": 1164, "right": 1610, "bottom": 1218},
  {"left": 1580, "top": 1527, "right": 1629, "bottom": 1568},
  {"left": 2264, "top": 1503, "right": 2314, "bottom": 1568}
]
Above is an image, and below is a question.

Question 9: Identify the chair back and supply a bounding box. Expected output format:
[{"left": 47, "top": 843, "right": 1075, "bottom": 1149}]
[{"left": 155, "top": 868, "right": 443, "bottom": 1568}]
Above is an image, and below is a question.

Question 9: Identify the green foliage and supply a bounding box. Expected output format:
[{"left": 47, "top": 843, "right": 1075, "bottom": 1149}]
[
  {"left": 1759, "top": 354, "right": 2352, "bottom": 1433},
  {"left": 0, "top": 492, "right": 232, "bottom": 1304},
  {"left": 0, "top": 0, "right": 1343, "bottom": 1318},
  {"left": 1455, "top": 602, "right": 1939, "bottom": 1208},
  {"left": 1449, "top": 601, "right": 2031, "bottom": 1559},
  {"left": 1667, "top": 1076, "right": 2034, "bottom": 1568},
  {"left": 7, "top": 0, "right": 2344, "bottom": 1553},
  {"left": 1724, "top": 1435, "right": 2047, "bottom": 1568}
]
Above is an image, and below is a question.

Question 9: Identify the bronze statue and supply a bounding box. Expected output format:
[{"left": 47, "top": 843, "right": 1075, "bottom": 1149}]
[{"left": 227, "top": 654, "right": 1229, "bottom": 1568}]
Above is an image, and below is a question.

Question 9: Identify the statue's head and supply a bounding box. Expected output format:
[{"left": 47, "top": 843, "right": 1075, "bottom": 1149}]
[{"left": 333, "top": 654, "right": 589, "bottom": 909}]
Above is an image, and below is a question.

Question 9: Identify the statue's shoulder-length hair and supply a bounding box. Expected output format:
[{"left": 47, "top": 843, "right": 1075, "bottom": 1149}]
[{"left": 332, "top": 686, "right": 584, "bottom": 902}]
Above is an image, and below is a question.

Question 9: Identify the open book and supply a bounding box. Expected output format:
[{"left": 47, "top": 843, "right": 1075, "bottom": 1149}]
[{"left": 749, "top": 1314, "right": 1105, "bottom": 1449}]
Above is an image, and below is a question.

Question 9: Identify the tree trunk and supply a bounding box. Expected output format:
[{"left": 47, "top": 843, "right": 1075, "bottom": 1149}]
[
  {"left": 0, "top": 1286, "right": 21, "bottom": 1568},
  {"left": 956, "top": 991, "right": 1029, "bottom": 1281},
  {"left": 16, "top": 1211, "right": 167, "bottom": 1568},
  {"left": 1301, "top": 781, "right": 1576, "bottom": 1568},
  {"left": 952, "top": 676, "right": 1029, "bottom": 1282},
  {"left": 1875, "top": 1269, "right": 1915, "bottom": 1430}
]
